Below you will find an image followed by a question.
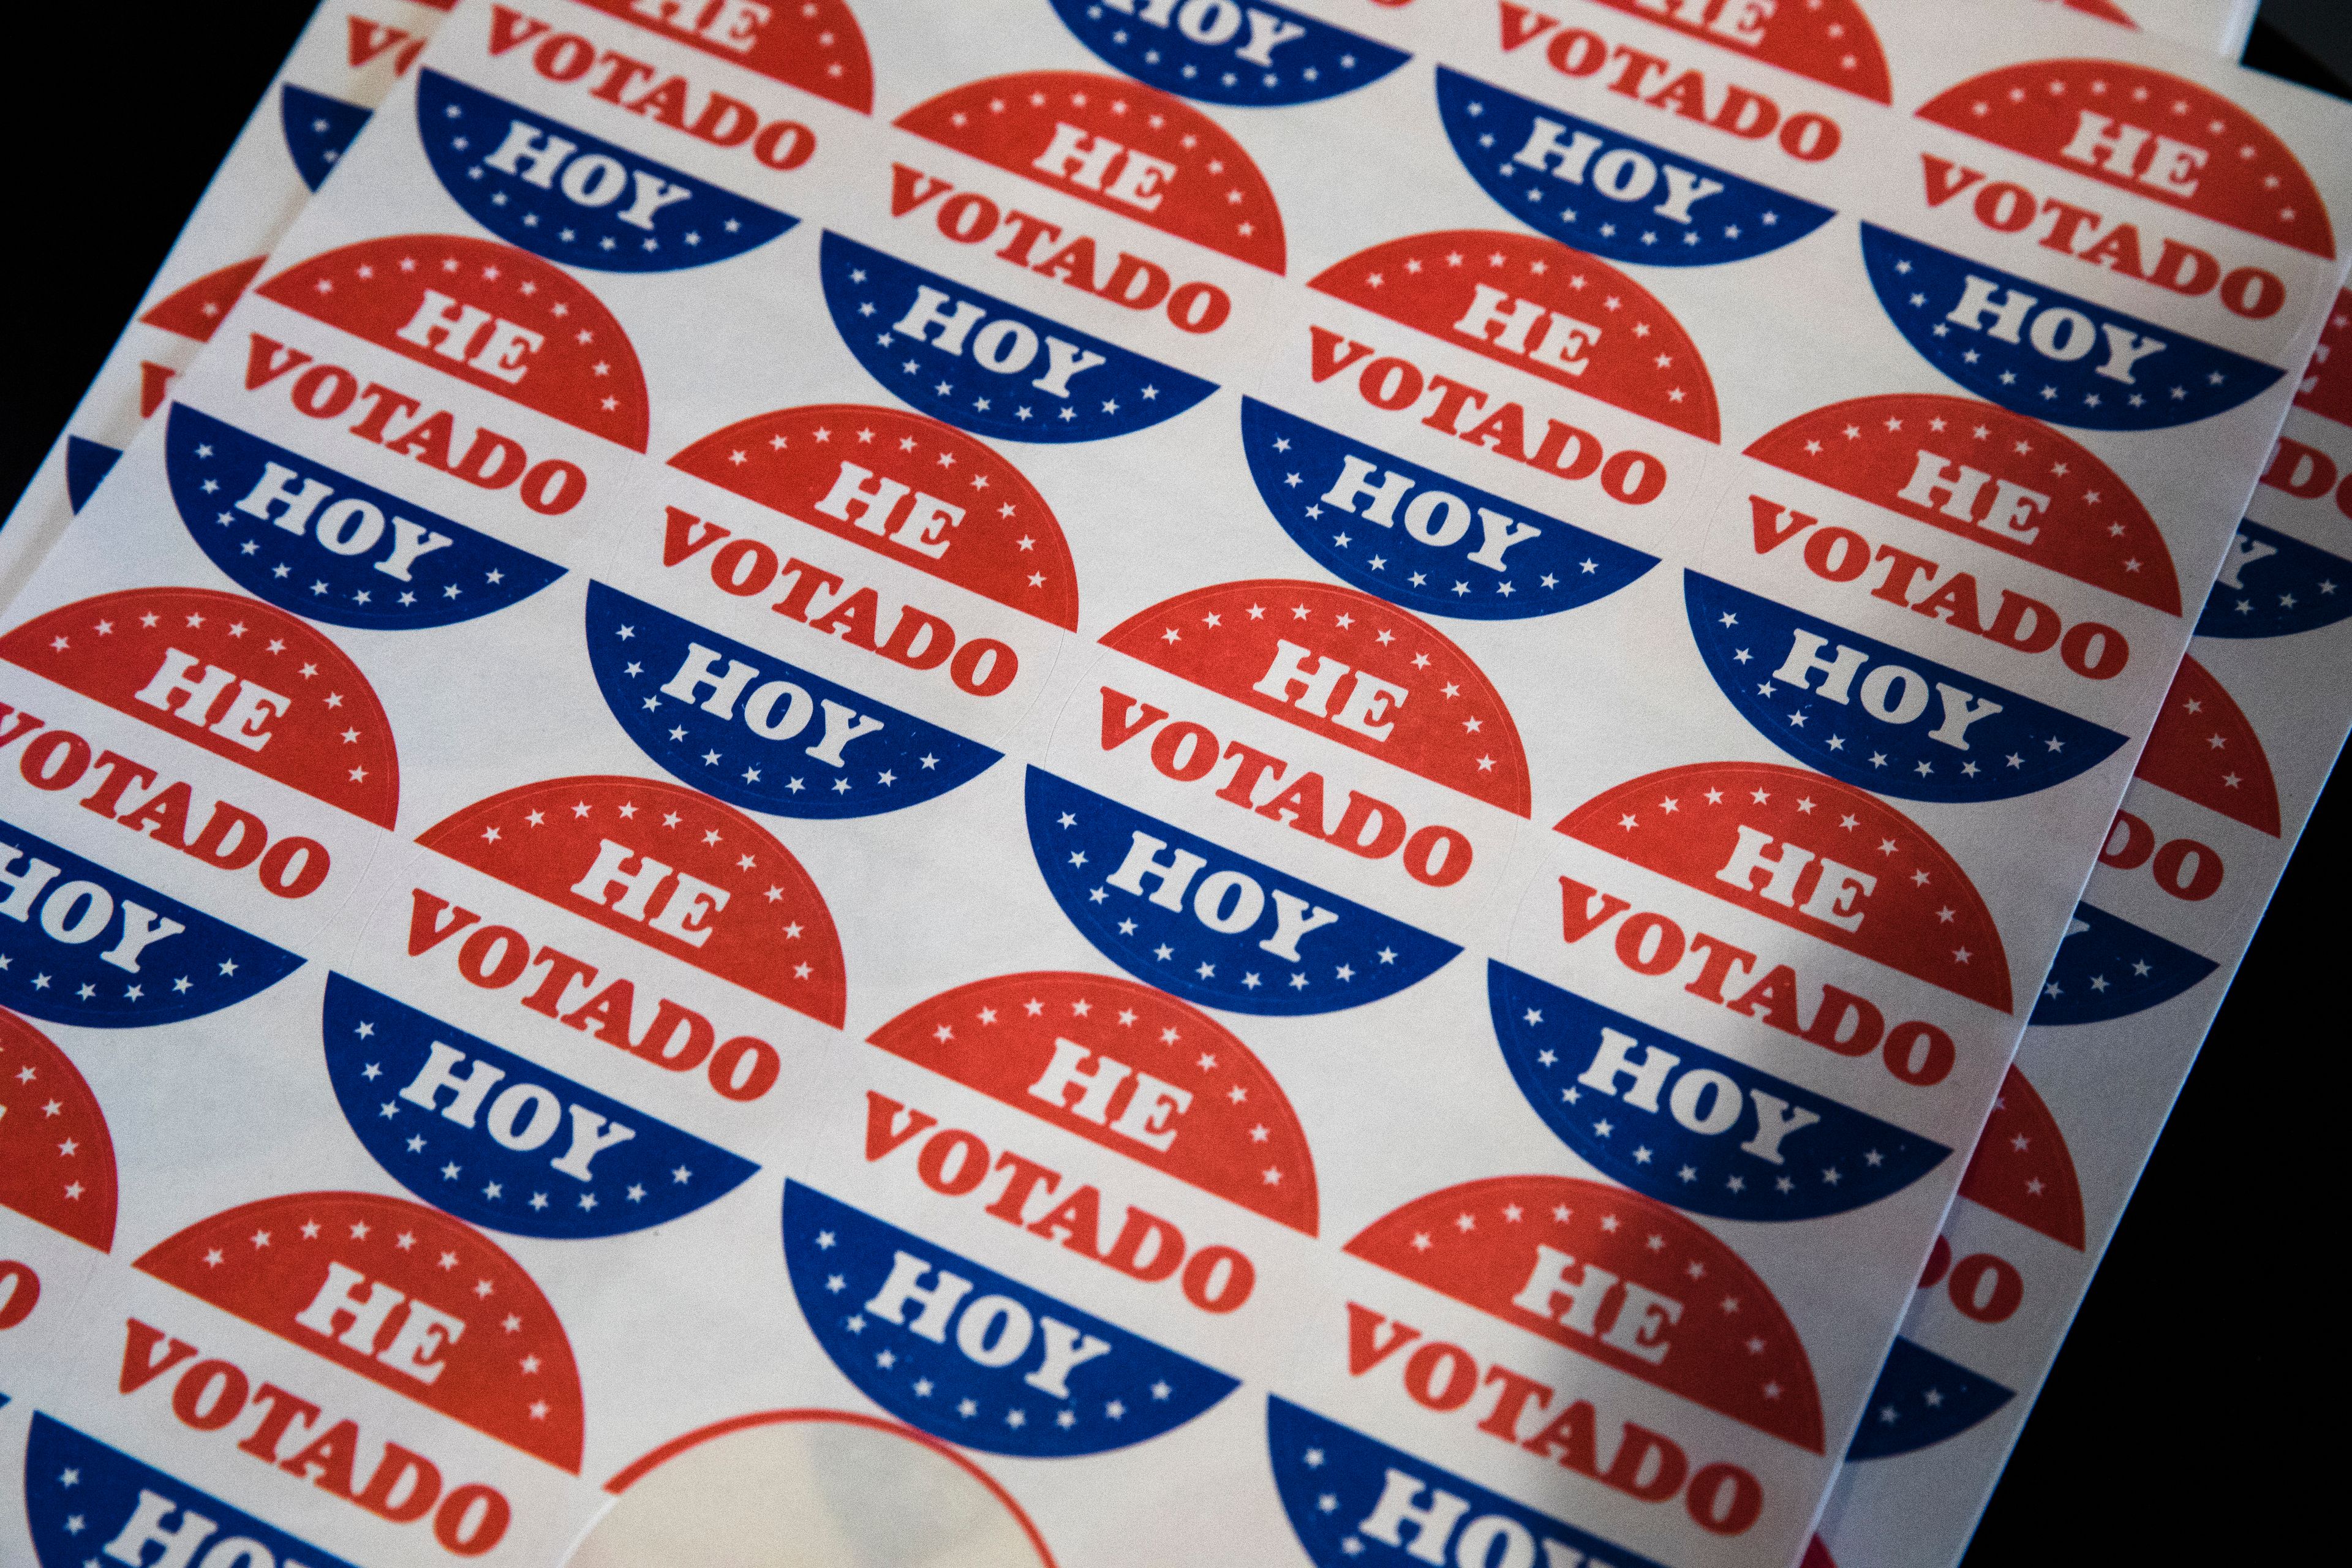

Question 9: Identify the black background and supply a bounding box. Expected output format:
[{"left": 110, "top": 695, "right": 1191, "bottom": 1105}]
[{"left": 0, "top": 3, "right": 2336, "bottom": 1564}]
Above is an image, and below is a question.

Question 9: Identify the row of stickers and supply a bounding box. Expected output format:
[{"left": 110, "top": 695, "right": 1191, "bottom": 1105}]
[{"left": 0, "top": 2, "right": 2335, "bottom": 1567}]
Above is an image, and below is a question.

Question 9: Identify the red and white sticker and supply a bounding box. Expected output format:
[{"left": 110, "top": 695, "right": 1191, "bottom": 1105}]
[
  {"left": 866, "top": 971, "right": 1317, "bottom": 1233},
  {"left": 257, "top": 235, "right": 651, "bottom": 449},
  {"left": 0, "top": 1008, "right": 118, "bottom": 1253},
  {"left": 563, "top": 0, "right": 875, "bottom": 114},
  {"left": 2130, "top": 654, "right": 2280, "bottom": 834},
  {"left": 1953, "top": 1066, "right": 2084, "bottom": 1250},
  {"left": 134, "top": 1188, "right": 584, "bottom": 1470},
  {"left": 140, "top": 256, "right": 268, "bottom": 345},
  {"left": 896, "top": 70, "right": 1286, "bottom": 273},
  {"left": 1, "top": 588, "right": 401, "bottom": 828}
]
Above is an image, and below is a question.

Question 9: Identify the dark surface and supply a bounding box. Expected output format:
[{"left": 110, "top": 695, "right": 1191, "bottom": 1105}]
[{"left": 0, "top": 4, "right": 2339, "bottom": 1567}]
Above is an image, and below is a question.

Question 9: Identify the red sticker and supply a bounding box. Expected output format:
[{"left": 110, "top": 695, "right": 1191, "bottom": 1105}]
[
  {"left": 1956, "top": 1066, "right": 2083, "bottom": 1250},
  {"left": 565, "top": 0, "right": 873, "bottom": 113},
  {"left": 1101, "top": 578, "right": 1531, "bottom": 815},
  {"left": 1916, "top": 61, "right": 2332, "bottom": 257},
  {"left": 2295, "top": 288, "right": 2352, "bottom": 427},
  {"left": 2131, "top": 654, "right": 2280, "bottom": 835},
  {"left": 0, "top": 1009, "right": 118, "bottom": 1252},
  {"left": 417, "top": 775, "right": 846, "bottom": 1027},
  {"left": 1346, "top": 1174, "right": 1823, "bottom": 1451},
  {"left": 896, "top": 70, "right": 1286, "bottom": 273},
  {"left": 1744, "top": 394, "right": 2178, "bottom": 614},
  {"left": 867, "top": 972, "right": 1317, "bottom": 1234},
  {"left": 2053, "top": 0, "right": 2135, "bottom": 22},
  {"left": 139, "top": 255, "right": 267, "bottom": 345},
  {"left": 257, "top": 235, "right": 650, "bottom": 450},
  {"left": 670, "top": 404, "right": 1079, "bottom": 627},
  {"left": 1556, "top": 762, "right": 2011, "bottom": 1013},
  {"left": 0, "top": 589, "right": 400, "bottom": 828},
  {"left": 1310, "top": 231, "right": 1719, "bottom": 442},
  {"left": 135, "top": 1189, "right": 584, "bottom": 1469},
  {"left": 1580, "top": 0, "right": 1890, "bottom": 104}
]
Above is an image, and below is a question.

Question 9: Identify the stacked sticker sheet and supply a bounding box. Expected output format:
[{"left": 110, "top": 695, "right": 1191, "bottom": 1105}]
[{"left": 0, "top": 2, "right": 2340, "bottom": 1566}]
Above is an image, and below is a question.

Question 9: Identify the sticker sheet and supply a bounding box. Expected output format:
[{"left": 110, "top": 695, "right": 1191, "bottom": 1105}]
[
  {"left": 0, "top": 2, "right": 2344, "bottom": 1567},
  {"left": 0, "top": 0, "right": 459, "bottom": 609}
]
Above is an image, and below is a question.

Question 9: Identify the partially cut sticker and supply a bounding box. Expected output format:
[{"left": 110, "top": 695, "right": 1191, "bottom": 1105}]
[
  {"left": 0, "top": 1009, "right": 118, "bottom": 1250},
  {"left": 896, "top": 70, "right": 1286, "bottom": 271},
  {"left": 2030, "top": 901, "right": 2215, "bottom": 1025},
  {"left": 559, "top": 0, "right": 873, "bottom": 113},
  {"left": 258, "top": 234, "right": 650, "bottom": 450},
  {"left": 1573, "top": 0, "right": 1891, "bottom": 104},
  {"left": 669, "top": 402, "right": 1079, "bottom": 627},
  {"left": 783, "top": 1182, "right": 1237, "bottom": 1456},
  {"left": 138, "top": 256, "right": 266, "bottom": 344},
  {"left": 1916, "top": 60, "right": 2331, "bottom": 256},
  {"left": 2132, "top": 654, "right": 2280, "bottom": 834},
  {"left": 1099, "top": 578, "right": 1531, "bottom": 815},
  {"left": 1023, "top": 767, "right": 1458, "bottom": 1015},
  {"left": 2195, "top": 520, "right": 2352, "bottom": 639},
  {"left": 1346, "top": 1175, "right": 1823, "bottom": 1450},
  {"left": 1845, "top": 1336, "right": 2012, "bottom": 1460},
  {"left": 1049, "top": 0, "right": 1406, "bottom": 107},
  {"left": 136, "top": 1189, "right": 586, "bottom": 1470},
  {"left": 1, "top": 587, "right": 401, "bottom": 826},
  {"left": 1488, "top": 962, "right": 1948, "bottom": 1222},
  {"left": 416, "top": 774, "right": 846, "bottom": 1026},
  {"left": 281, "top": 83, "right": 371, "bottom": 192},
  {"left": 320, "top": 973, "right": 757, "bottom": 1238},
  {"left": 1311, "top": 230, "right": 1720, "bottom": 441},
  {"left": 1682, "top": 573, "right": 2127, "bottom": 802},
  {"left": 866, "top": 967, "right": 1318, "bottom": 1232},
  {"left": 1743, "top": 393, "right": 2178, "bottom": 613},
  {"left": 1556, "top": 761, "right": 2012, "bottom": 1012},
  {"left": 1956, "top": 1066, "right": 2084, "bottom": 1250},
  {"left": 1435, "top": 67, "right": 1833, "bottom": 266}
]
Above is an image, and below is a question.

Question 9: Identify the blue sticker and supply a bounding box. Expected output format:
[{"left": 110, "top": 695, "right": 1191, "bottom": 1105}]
[
  {"left": 2030, "top": 901, "right": 2217, "bottom": 1026},
  {"left": 585, "top": 582, "right": 1000, "bottom": 818},
  {"left": 1847, "top": 1336, "right": 2013, "bottom": 1460},
  {"left": 2195, "top": 519, "right": 2352, "bottom": 638},
  {"left": 164, "top": 404, "right": 564, "bottom": 630},
  {"left": 1048, "top": 0, "right": 1407, "bottom": 106},
  {"left": 0, "top": 815, "right": 302, "bottom": 1028},
  {"left": 1266, "top": 1398, "right": 1664, "bottom": 1568},
  {"left": 26, "top": 1414, "right": 363, "bottom": 1568},
  {"left": 281, "top": 83, "right": 371, "bottom": 192},
  {"left": 1240, "top": 399, "right": 1654, "bottom": 619},
  {"left": 1684, "top": 573, "right": 2127, "bottom": 803},
  {"left": 64, "top": 437, "right": 122, "bottom": 514},
  {"left": 1860, "top": 225, "right": 2281, "bottom": 429},
  {"left": 783, "top": 1182, "right": 1235, "bottom": 1456},
  {"left": 1434, "top": 68, "right": 1832, "bottom": 266},
  {"left": 1025, "top": 768, "right": 1457, "bottom": 1014},
  {"left": 820, "top": 232, "right": 1216, "bottom": 443},
  {"left": 320, "top": 973, "right": 756, "bottom": 1238},
  {"left": 1488, "top": 962, "right": 1947, "bottom": 1221},
  {"left": 417, "top": 70, "right": 797, "bottom": 272}
]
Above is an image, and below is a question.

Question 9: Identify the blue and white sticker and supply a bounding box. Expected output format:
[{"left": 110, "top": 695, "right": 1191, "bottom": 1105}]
[
  {"left": 1048, "top": 0, "right": 1407, "bottom": 106},
  {"left": 1488, "top": 962, "right": 1947, "bottom": 1221},
  {"left": 320, "top": 973, "right": 756, "bottom": 1239},
  {"left": 586, "top": 583, "right": 1000, "bottom": 818},
  {"left": 26, "top": 1414, "right": 362, "bottom": 1568},
  {"left": 165, "top": 404, "right": 564, "bottom": 630},
  {"left": 1240, "top": 399, "right": 1654, "bottom": 619},
  {"left": 2029, "top": 902, "right": 2217, "bottom": 1026},
  {"left": 1025, "top": 768, "right": 1457, "bottom": 1014},
  {"left": 63, "top": 437, "right": 121, "bottom": 514},
  {"left": 0, "top": 815, "right": 303, "bottom": 1028},
  {"left": 280, "top": 83, "right": 370, "bottom": 192},
  {"left": 1266, "top": 1397, "right": 1664, "bottom": 1568},
  {"left": 820, "top": 232, "right": 1216, "bottom": 443},
  {"left": 417, "top": 70, "right": 797, "bottom": 272},
  {"left": 2196, "top": 519, "right": 2352, "bottom": 638},
  {"left": 1434, "top": 67, "right": 1831, "bottom": 266},
  {"left": 1847, "top": 1336, "right": 2013, "bottom": 1460},
  {"left": 1684, "top": 573, "right": 2126, "bottom": 803},
  {"left": 783, "top": 1182, "right": 1236, "bottom": 1456},
  {"left": 1860, "top": 225, "right": 2280, "bottom": 429}
]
